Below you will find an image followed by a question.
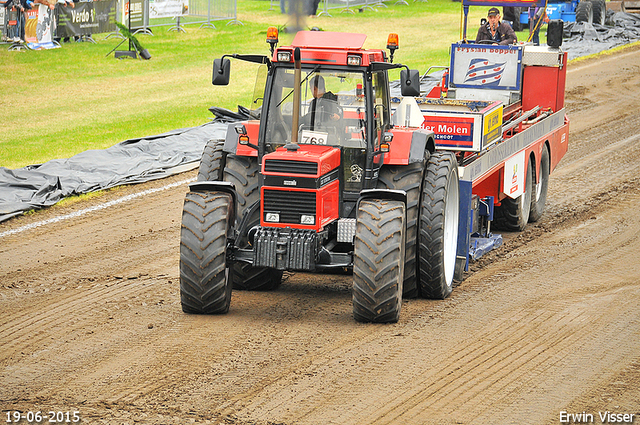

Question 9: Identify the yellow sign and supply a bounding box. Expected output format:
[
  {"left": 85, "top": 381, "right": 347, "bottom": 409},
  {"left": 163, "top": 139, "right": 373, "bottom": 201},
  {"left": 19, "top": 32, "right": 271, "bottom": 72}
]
[{"left": 483, "top": 106, "right": 503, "bottom": 145}]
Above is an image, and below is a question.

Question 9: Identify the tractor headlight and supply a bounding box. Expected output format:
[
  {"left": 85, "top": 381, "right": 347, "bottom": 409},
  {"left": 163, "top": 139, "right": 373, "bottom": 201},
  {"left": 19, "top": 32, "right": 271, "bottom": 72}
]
[
  {"left": 347, "top": 55, "right": 361, "bottom": 66},
  {"left": 277, "top": 51, "right": 292, "bottom": 62},
  {"left": 265, "top": 212, "right": 280, "bottom": 223},
  {"left": 300, "top": 215, "right": 315, "bottom": 225}
]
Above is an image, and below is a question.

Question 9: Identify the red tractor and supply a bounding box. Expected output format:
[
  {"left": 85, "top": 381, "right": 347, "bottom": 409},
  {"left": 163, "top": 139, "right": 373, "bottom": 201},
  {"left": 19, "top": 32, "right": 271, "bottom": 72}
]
[
  {"left": 180, "top": 21, "right": 569, "bottom": 323},
  {"left": 180, "top": 30, "right": 458, "bottom": 323}
]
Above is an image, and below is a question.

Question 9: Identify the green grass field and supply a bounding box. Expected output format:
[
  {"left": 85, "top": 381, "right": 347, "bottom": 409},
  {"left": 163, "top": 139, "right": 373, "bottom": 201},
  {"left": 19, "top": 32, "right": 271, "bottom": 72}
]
[{"left": 0, "top": 0, "right": 530, "bottom": 169}]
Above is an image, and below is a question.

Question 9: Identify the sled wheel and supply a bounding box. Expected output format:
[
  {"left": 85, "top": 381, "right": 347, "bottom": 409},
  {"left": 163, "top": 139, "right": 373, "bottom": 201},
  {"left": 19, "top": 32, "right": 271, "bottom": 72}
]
[
  {"left": 353, "top": 199, "right": 406, "bottom": 323},
  {"left": 529, "top": 146, "right": 550, "bottom": 223},
  {"left": 224, "top": 155, "right": 282, "bottom": 291},
  {"left": 180, "top": 191, "right": 233, "bottom": 314},
  {"left": 377, "top": 162, "right": 424, "bottom": 299},
  {"left": 576, "top": 0, "right": 593, "bottom": 24},
  {"left": 197, "top": 139, "right": 226, "bottom": 182},
  {"left": 493, "top": 156, "right": 533, "bottom": 232},
  {"left": 418, "top": 152, "right": 460, "bottom": 300}
]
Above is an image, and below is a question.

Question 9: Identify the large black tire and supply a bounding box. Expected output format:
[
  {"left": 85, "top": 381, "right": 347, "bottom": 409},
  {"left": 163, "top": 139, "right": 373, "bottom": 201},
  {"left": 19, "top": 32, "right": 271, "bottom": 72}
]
[
  {"left": 591, "top": 0, "right": 606, "bottom": 25},
  {"left": 377, "top": 162, "right": 424, "bottom": 299},
  {"left": 493, "top": 156, "right": 533, "bottom": 231},
  {"left": 576, "top": 0, "right": 594, "bottom": 24},
  {"left": 197, "top": 139, "right": 226, "bottom": 182},
  {"left": 224, "top": 155, "right": 283, "bottom": 291},
  {"left": 418, "top": 152, "right": 460, "bottom": 300},
  {"left": 353, "top": 199, "right": 406, "bottom": 323},
  {"left": 529, "top": 146, "right": 550, "bottom": 223},
  {"left": 505, "top": 7, "right": 524, "bottom": 31},
  {"left": 180, "top": 191, "right": 233, "bottom": 314}
]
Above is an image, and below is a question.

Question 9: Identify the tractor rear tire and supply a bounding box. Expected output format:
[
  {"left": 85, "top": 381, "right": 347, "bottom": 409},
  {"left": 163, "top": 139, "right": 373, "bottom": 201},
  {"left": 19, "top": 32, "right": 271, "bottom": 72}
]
[
  {"left": 576, "top": 0, "right": 594, "bottom": 24},
  {"left": 591, "top": 0, "right": 606, "bottom": 25},
  {"left": 377, "top": 162, "right": 424, "bottom": 299},
  {"left": 493, "top": 156, "right": 533, "bottom": 231},
  {"left": 224, "top": 154, "right": 282, "bottom": 291},
  {"left": 418, "top": 152, "right": 460, "bottom": 300},
  {"left": 529, "top": 146, "right": 550, "bottom": 223},
  {"left": 180, "top": 191, "right": 233, "bottom": 314},
  {"left": 353, "top": 199, "right": 406, "bottom": 323},
  {"left": 197, "top": 139, "right": 226, "bottom": 182}
]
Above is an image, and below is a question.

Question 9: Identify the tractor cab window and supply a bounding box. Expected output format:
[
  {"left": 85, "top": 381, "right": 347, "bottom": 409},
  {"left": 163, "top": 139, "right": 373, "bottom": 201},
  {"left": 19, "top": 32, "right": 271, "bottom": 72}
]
[
  {"left": 250, "top": 64, "right": 268, "bottom": 112},
  {"left": 371, "top": 71, "right": 391, "bottom": 157},
  {"left": 264, "top": 68, "right": 366, "bottom": 151}
]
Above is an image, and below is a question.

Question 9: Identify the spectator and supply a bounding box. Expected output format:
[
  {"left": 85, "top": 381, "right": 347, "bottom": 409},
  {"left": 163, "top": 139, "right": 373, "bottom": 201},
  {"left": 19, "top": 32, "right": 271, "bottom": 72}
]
[
  {"left": 3, "top": 0, "right": 33, "bottom": 42},
  {"left": 529, "top": 6, "right": 546, "bottom": 46},
  {"left": 308, "top": 0, "right": 320, "bottom": 17}
]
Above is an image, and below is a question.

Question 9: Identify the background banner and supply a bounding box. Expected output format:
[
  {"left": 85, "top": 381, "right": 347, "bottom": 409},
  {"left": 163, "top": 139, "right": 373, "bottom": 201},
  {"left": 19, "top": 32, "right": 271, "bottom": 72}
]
[
  {"left": 56, "top": 0, "right": 117, "bottom": 38},
  {"left": 149, "top": 0, "right": 188, "bottom": 18},
  {"left": 123, "top": 0, "right": 145, "bottom": 29}
]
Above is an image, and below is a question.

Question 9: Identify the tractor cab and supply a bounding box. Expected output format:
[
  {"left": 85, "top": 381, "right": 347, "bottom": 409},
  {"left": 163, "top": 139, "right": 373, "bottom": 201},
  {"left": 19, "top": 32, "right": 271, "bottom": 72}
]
[{"left": 215, "top": 29, "right": 420, "bottom": 230}]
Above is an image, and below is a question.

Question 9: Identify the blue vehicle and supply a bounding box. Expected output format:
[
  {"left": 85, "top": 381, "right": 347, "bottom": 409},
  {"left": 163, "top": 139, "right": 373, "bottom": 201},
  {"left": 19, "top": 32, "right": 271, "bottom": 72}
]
[{"left": 519, "top": 0, "right": 607, "bottom": 26}]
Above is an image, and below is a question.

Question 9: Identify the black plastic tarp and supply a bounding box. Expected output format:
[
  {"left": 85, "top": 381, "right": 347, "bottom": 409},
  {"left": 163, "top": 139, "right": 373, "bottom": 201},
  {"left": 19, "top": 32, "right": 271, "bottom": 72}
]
[
  {"left": 0, "top": 122, "right": 230, "bottom": 223},
  {"left": 562, "top": 11, "right": 640, "bottom": 59}
]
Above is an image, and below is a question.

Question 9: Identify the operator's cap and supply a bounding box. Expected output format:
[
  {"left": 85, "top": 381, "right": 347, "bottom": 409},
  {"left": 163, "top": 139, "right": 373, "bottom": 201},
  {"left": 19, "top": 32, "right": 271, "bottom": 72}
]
[{"left": 487, "top": 7, "right": 500, "bottom": 16}]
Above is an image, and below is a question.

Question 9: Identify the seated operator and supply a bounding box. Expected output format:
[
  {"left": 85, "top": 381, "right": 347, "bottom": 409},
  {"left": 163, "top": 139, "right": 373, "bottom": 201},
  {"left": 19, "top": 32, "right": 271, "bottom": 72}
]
[
  {"left": 303, "top": 75, "right": 342, "bottom": 132},
  {"left": 476, "top": 7, "right": 517, "bottom": 45}
]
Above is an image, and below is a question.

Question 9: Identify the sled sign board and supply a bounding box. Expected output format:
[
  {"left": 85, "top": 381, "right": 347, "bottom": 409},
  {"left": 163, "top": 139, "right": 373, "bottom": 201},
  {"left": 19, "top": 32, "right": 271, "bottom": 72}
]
[{"left": 450, "top": 44, "right": 523, "bottom": 92}]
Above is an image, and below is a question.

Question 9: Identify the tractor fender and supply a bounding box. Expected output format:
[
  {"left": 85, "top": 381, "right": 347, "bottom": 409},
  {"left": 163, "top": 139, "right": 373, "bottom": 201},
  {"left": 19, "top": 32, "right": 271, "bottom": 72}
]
[
  {"left": 188, "top": 181, "right": 237, "bottom": 225},
  {"left": 356, "top": 189, "right": 407, "bottom": 212},
  {"left": 408, "top": 129, "right": 436, "bottom": 163}
]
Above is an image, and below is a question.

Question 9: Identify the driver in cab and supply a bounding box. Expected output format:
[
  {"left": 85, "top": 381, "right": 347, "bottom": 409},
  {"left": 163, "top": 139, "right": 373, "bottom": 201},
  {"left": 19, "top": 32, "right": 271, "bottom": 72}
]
[
  {"left": 475, "top": 7, "right": 517, "bottom": 45},
  {"left": 304, "top": 75, "right": 342, "bottom": 131}
]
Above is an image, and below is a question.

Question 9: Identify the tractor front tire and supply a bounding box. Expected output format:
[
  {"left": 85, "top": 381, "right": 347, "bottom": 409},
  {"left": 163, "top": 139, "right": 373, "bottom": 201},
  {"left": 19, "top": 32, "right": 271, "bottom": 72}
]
[
  {"left": 493, "top": 157, "right": 533, "bottom": 231},
  {"left": 180, "top": 191, "right": 233, "bottom": 314},
  {"left": 418, "top": 152, "right": 460, "bottom": 300},
  {"left": 377, "top": 162, "right": 424, "bottom": 299},
  {"left": 224, "top": 154, "right": 282, "bottom": 291},
  {"left": 529, "top": 147, "right": 550, "bottom": 223},
  {"left": 353, "top": 199, "right": 406, "bottom": 323}
]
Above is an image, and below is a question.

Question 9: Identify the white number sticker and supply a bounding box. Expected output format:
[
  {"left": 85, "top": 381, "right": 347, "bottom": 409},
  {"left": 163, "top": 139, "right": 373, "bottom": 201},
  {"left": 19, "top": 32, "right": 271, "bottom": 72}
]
[{"left": 300, "top": 130, "right": 329, "bottom": 145}]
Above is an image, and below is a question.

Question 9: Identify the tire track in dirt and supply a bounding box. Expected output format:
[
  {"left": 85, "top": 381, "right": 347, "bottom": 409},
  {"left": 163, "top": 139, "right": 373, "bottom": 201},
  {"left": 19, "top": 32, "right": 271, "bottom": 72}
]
[
  {"left": 221, "top": 188, "right": 640, "bottom": 425},
  {"left": 0, "top": 278, "right": 152, "bottom": 361}
]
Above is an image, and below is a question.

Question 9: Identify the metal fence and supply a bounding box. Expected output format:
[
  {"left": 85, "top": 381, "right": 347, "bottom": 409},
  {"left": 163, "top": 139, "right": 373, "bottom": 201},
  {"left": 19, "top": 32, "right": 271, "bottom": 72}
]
[{"left": 129, "top": 0, "right": 240, "bottom": 33}]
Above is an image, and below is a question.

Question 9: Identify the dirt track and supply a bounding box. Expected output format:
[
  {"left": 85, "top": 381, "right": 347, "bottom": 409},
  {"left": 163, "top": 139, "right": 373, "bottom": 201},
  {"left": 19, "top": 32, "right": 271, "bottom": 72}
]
[{"left": 1, "top": 46, "right": 640, "bottom": 425}]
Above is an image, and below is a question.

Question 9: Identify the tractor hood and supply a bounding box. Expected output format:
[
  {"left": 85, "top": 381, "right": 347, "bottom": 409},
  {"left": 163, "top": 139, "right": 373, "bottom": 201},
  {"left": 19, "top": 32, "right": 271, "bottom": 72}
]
[{"left": 262, "top": 144, "right": 341, "bottom": 178}]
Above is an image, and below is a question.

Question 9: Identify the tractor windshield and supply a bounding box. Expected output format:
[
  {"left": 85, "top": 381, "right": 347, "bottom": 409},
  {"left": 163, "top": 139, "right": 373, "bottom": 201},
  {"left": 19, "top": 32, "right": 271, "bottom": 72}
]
[{"left": 264, "top": 68, "right": 367, "bottom": 151}]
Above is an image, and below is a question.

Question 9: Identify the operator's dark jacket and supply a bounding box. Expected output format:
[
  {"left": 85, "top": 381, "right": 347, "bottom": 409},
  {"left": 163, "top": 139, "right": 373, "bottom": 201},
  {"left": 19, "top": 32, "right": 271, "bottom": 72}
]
[
  {"left": 475, "top": 21, "right": 517, "bottom": 45},
  {"left": 307, "top": 91, "right": 340, "bottom": 129}
]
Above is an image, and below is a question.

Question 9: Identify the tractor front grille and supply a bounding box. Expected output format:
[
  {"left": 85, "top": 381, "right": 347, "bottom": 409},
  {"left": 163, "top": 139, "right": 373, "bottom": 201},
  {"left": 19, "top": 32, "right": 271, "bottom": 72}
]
[
  {"left": 263, "top": 189, "right": 316, "bottom": 224},
  {"left": 264, "top": 159, "right": 318, "bottom": 175}
]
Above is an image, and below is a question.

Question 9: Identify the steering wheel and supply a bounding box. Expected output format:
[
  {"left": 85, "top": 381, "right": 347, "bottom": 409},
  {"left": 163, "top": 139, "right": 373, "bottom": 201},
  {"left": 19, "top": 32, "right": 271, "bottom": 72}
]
[{"left": 476, "top": 40, "right": 499, "bottom": 45}]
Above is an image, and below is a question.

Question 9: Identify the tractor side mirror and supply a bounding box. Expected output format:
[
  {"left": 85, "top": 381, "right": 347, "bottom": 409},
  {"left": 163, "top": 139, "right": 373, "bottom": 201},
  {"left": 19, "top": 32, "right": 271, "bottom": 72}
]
[
  {"left": 212, "top": 58, "right": 231, "bottom": 85},
  {"left": 401, "top": 69, "right": 421, "bottom": 97}
]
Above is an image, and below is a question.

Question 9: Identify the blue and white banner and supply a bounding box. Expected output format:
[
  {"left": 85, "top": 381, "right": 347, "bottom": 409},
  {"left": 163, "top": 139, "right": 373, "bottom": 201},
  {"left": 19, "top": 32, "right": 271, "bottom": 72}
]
[{"left": 450, "top": 44, "right": 523, "bottom": 91}]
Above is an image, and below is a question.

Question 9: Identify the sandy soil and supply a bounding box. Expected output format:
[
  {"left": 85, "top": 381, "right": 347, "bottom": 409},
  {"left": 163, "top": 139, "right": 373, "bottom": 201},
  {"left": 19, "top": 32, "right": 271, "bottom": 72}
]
[{"left": 1, "top": 46, "right": 639, "bottom": 425}]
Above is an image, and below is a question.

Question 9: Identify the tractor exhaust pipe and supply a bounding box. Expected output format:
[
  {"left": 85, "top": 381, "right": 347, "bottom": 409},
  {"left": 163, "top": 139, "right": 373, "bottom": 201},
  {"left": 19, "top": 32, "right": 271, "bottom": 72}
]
[{"left": 290, "top": 47, "right": 302, "bottom": 147}]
